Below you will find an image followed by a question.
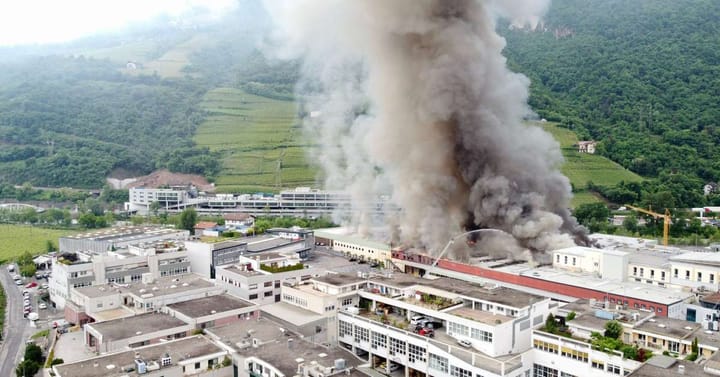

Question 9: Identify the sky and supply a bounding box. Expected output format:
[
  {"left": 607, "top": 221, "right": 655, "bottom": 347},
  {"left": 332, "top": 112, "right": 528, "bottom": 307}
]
[{"left": 0, "top": 0, "right": 237, "bottom": 46}]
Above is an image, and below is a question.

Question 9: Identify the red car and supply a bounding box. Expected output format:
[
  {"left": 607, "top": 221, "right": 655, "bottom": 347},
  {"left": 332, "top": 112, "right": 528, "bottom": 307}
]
[
  {"left": 417, "top": 327, "right": 435, "bottom": 338},
  {"left": 25, "top": 282, "right": 37, "bottom": 288}
]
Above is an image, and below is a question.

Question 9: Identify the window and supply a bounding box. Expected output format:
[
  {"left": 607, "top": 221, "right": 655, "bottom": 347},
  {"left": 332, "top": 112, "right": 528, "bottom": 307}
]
[
  {"left": 560, "top": 347, "right": 588, "bottom": 362},
  {"left": 650, "top": 270, "right": 655, "bottom": 278},
  {"left": 389, "top": 337, "right": 406, "bottom": 355},
  {"left": 264, "top": 291, "right": 273, "bottom": 297},
  {"left": 633, "top": 267, "right": 637, "bottom": 276},
  {"left": 355, "top": 327, "right": 369, "bottom": 343},
  {"left": 572, "top": 257, "right": 576, "bottom": 266},
  {"left": 339, "top": 321, "right": 353, "bottom": 337},
  {"left": 429, "top": 354, "right": 448, "bottom": 373},
  {"left": 533, "top": 364, "right": 558, "bottom": 377},
  {"left": 591, "top": 361, "right": 604, "bottom": 370},
  {"left": 371, "top": 331, "right": 386, "bottom": 349},
  {"left": 606, "top": 364, "right": 621, "bottom": 375},
  {"left": 533, "top": 339, "right": 558, "bottom": 354},
  {"left": 686, "top": 270, "right": 690, "bottom": 280},
  {"left": 674, "top": 269, "right": 678, "bottom": 278},
  {"left": 711, "top": 274, "right": 715, "bottom": 283},
  {"left": 471, "top": 328, "right": 492, "bottom": 342},
  {"left": 451, "top": 366, "right": 472, "bottom": 377},
  {"left": 448, "top": 322, "right": 469, "bottom": 337},
  {"left": 264, "top": 281, "right": 273, "bottom": 287},
  {"left": 342, "top": 298, "right": 353, "bottom": 307},
  {"left": 560, "top": 373, "right": 577, "bottom": 377},
  {"left": 668, "top": 341, "right": 680, "bottom": 352},
  {"left": 131, "top": 274, "right": 142, "bottom": 282},
  {"left": 249, "top": 284, "right": 258, "bottom": 290},
  {"left": 564, "top": 256, "right": 568, "bottom": 264},
  {"left": 408, "top": 343, "right": 426, "bottom": 363},
  {"left": 640, "top": 268, "right": 644, "bottom": 277},
  {"left": 195, "top": 362, "right": 200, "bottom": 369},
  {"left": 698, "top": 272, "right": 703, "bottom": 282},
  {"left": 275, "top": 280, "right": 281, "bottom": 288},
  {"left": 556, "top": 255, "right": 560, "bottom": 263},
  {"left": 249, "top": 294, "right": 258, "bottom": 300},
  {"left": 661, "top": 271, "right": 666, "bottom": 280}
]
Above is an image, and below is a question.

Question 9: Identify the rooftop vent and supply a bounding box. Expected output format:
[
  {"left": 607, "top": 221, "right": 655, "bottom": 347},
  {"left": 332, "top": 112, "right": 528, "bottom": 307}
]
[{"left": 658, "top": 324, "right": 666, "bottom": 328}]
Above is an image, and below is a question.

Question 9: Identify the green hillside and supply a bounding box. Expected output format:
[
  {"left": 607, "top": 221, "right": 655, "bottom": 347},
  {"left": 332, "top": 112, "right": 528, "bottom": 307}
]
[
  {"left": 194, "top": 88, "right": 317, "bottom": 193},
  {"left": 503, "top": 0, "right": 720, "bottom": 208},
  {"left": 539, "top": 122, "right": 643, "bottom": 207}
]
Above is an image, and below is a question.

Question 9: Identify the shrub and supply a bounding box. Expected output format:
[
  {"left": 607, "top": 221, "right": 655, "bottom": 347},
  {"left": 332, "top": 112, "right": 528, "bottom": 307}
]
[
  {"left": 260, "top": 263, "right": 304, "bottom": 273},
  {"left": 604, "top": 320, "right": 623, "bottom": 339},
  {"left": 566, "top": 311, "right": 576, "bottom": 321}
]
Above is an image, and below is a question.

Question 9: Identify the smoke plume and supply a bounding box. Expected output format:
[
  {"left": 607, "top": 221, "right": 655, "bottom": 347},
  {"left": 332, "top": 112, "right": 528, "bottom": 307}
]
[{"left": 263, "top": 0, "right": 587, "bottom": 258}]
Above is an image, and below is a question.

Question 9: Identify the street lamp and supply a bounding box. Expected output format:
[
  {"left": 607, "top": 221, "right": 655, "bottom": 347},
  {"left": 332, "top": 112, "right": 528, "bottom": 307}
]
[{"left": 430, "top": 228, "right": 511, "bottom": 268}]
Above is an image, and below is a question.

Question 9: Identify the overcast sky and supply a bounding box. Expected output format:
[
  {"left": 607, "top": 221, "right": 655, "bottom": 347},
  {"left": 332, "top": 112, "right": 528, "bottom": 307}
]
[{"left": 0, "top": 0, "right": 236, "bottom": 46}]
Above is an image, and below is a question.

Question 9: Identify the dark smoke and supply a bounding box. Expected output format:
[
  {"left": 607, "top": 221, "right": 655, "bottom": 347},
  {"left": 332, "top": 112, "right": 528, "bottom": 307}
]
[{"left": 263, "top": 0, "right": 588, "bottom": 259}]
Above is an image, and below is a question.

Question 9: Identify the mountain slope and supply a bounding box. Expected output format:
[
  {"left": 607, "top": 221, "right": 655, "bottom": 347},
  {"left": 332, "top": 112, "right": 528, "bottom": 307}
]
[{"left": 503, "top": 0, "right": 720, "bottom": 192}]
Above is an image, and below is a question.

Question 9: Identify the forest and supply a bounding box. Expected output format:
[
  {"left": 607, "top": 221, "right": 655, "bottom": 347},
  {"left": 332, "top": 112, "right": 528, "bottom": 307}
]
[{"left": 502, "top": 0, "right": 720, "bottom": 209}]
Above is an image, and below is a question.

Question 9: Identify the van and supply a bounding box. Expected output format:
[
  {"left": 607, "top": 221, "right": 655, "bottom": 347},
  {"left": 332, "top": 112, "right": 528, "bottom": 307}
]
[
  {"left": 388, "top": 363, "right": 401, "bottom": 372},
  {"left": 410, "top": 315, "right": 426, "bottom": 325}
]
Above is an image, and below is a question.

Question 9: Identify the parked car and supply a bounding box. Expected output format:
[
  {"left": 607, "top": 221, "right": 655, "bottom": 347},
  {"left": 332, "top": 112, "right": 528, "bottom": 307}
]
[
  {"left": 388, "top": 363, "right": 401, "bottom": 372},
  {"left": 457, "top": 339, "right": 472, "bottom": 348},
  {"left": 15, "top": 279, "right": 23, "bottom": 285},
  {"left": 40, "top": 283, "right": 49, "bottom": 289},
  {"left": 410, "top": 315, "right": 426, "bottom": 325},
  {"left": 7, "top": 264, "right": 15, "bottom": 272},
  {"left": 25, "top": 282, "right": 37, "bottom": 289},
  {"left": 38, "top": 303, "right": 47, "bottom": 310},
  {"left": 417, "top": 327, "right": 435, "bottom": 337}
]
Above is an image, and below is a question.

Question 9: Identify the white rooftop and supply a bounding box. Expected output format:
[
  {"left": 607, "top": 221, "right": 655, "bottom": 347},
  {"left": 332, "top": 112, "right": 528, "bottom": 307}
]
[{"left": 554, "top": 245, "right": 628, "bottom": 257}]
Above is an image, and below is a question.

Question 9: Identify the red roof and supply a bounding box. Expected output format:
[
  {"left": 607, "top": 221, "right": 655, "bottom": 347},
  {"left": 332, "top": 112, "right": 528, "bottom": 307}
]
[{"left": 194, "top": 221, "right": 218, "bottom": 229}]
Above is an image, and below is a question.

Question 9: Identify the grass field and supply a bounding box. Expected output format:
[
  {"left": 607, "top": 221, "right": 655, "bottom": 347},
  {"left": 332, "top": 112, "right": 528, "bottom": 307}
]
[
  {"left": 0, "top": 225, "right": 75, "bottom": 263},
  {"left": 194, "top": 88, "right": 318, "bottom": 193},
  {"left": 538, "top": 122, "right": 644, "bottom": 207}
]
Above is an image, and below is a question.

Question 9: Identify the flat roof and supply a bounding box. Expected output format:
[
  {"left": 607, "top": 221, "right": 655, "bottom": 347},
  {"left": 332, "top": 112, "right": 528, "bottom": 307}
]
[
  {"left": 74, "top": 273, "right": 214, "bottom": 299},
  {"left": 369, "top": 274, "right": 545, "bottom": 308},
  {"left": 627, "top": 357, "right": 706, "bottom": 377},
  {"left": 87, "top": 312, "right": 187, "bottom": 341},
  {"left": 166, "top": 294, "right": 254, "bottom": 318},
  {"left": 208, "top": 317, "right": 361, "bottom": 377},
  {"left": 627, "top": 250, "right": 673, "bottom": 268},
  {"left": 260, "top": 302, "right": 324, "bottom": 327},
  {"left": 62, "top": 226, "right": 184, "bottom": 242},
  {"left": 634, "top": 317, "right": 701, "bottom": 339},
  {"left": 314, "top": 274, "right": 366, "bottom": 286},
  {"left": 447, "top": 306, "right": 513, "bottom": 325},
  {"left": 495, "top": 264, "right": 692, "bottom": 305},
  {"left": 54, "top": 336, "right": 223, "bottom": 377},
  {"left": 247, "top": 237, "right": 295, "bottom": 252},
  {"left": 671, "top": 251, "right": 720, "bottom": 266},
  {"left": 313, "top": 228, "right": 390, "bottom": 251},
  {"left": 554, "top": 245, "right": 628, "bottom": 257}
]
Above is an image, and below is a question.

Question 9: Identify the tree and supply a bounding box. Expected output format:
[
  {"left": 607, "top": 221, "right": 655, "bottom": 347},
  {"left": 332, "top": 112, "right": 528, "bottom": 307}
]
[
  {"left": 149, "top": 201, "right": 161, "bottom": 216},
  {"left": 24, "top": 344, "right": 43, "bottom": 364},
  {"left": 17, "top": 251, "right": 34, "bottom": 266},
  {"left": 574, "top": 203, "right": 611, "bottom": 226},
  {"left": 179, "top": 208, "right": 198, "bottom": 233},
  {"left": 45, "top": 240, "right": 57, "bottom": 254},
  {"left": 20, "top": 263, "right": 37, "bottom": 278},
  {"left": 623, "top": 215, "right": 639, "bottom": 233},
  {"left": 15, "top": 360, "right": 39, "bottom": 377},
  {"left": 604, "top": 320, "right": 623, "bottom": 339},
  {"left": 544, "top": 313, "right": 558, "bottom": 333}
]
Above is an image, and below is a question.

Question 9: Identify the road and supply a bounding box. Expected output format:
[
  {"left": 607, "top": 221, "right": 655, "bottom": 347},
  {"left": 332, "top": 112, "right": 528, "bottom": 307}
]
[{"left": 0, "top": 268, "right": 31, "bottom": 377}]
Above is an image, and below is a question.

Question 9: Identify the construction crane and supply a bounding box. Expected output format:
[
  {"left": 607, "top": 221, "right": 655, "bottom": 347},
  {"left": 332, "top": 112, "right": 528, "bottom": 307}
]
[{"left": 624, "top": 204, "right": 671, "bottom": 246}]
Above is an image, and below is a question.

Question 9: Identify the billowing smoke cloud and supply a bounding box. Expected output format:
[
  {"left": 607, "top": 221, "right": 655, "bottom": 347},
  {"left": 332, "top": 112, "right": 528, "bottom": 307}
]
[{"left": 263, "top": 0, "right": 587, "bottom": 258}]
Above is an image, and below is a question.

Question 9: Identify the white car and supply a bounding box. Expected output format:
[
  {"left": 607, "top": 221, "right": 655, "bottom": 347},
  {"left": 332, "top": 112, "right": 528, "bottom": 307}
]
[
  {"left": 15, "top": 279, "right": 23, "bottom": 285},
  {"left": 410, "top": 315, "right": 427, "bottom": 325},
  {"left": 40, "top": 283, "right": 49, "bottom": 289},
  {"left": 457, "top": 339, "right": 472, "bottom": 348},
  {"left": 38, "top": 303, "right": 47, "bottom": 310}
]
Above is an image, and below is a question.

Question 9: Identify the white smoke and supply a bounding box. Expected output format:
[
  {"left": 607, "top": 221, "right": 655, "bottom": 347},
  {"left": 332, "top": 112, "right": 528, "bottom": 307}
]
[{"left": 263, "top": 0, "right": 584, "bottom": 258}]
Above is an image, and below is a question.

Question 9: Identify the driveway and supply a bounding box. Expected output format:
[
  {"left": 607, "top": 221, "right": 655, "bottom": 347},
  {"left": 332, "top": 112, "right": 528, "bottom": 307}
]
[{"left": 0, "top": 268, "right": 32, "bottom": 377}]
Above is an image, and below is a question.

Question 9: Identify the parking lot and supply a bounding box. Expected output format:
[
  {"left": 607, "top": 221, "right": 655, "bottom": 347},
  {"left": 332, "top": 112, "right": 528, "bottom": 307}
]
[{"left": 7, "top": 263, "right": 56, "bottom": 321}]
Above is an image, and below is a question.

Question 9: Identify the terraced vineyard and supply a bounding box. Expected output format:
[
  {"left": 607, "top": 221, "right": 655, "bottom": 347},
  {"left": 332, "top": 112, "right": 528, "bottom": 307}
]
[
  {"left": 538, "top": 122, "right": 644, "bottom": 207},
  {"left": 194, "top": 87, "right": 318, "bottom": 193}
]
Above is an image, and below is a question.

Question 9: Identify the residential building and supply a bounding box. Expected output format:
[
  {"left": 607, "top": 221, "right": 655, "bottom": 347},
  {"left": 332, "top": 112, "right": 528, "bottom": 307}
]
[
  {"left": 577, "top": 140, "right": 597, "bottom": 154},
  {"left": 205, "top": 317, "right": 365, "bottom": 377},
  {"left": 54, "top": 335, "right": 231, "bottom": 377},
  {"left": 216, "top": 248, "right": 367, "bottom": 305},
  {"left": 184, "top": 239, "right": 247, "bottom": 279},
  {"left": 50, "top": 241, "right": 191, "bottom": 310},
  {"left": 59, "top": 226, "right": 189, "bottom": 254},
  {"left": 85, "top": 312, "right": 193, "bottom": 353},
  {"left": 67, "top": 273, "right": 224, "bottom": 324}
]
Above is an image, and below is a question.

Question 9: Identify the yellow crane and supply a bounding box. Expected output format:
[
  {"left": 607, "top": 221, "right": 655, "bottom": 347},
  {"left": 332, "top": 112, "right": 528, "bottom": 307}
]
[{"left": 624, "top": 204, "right": 671, "bottom": 246}]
